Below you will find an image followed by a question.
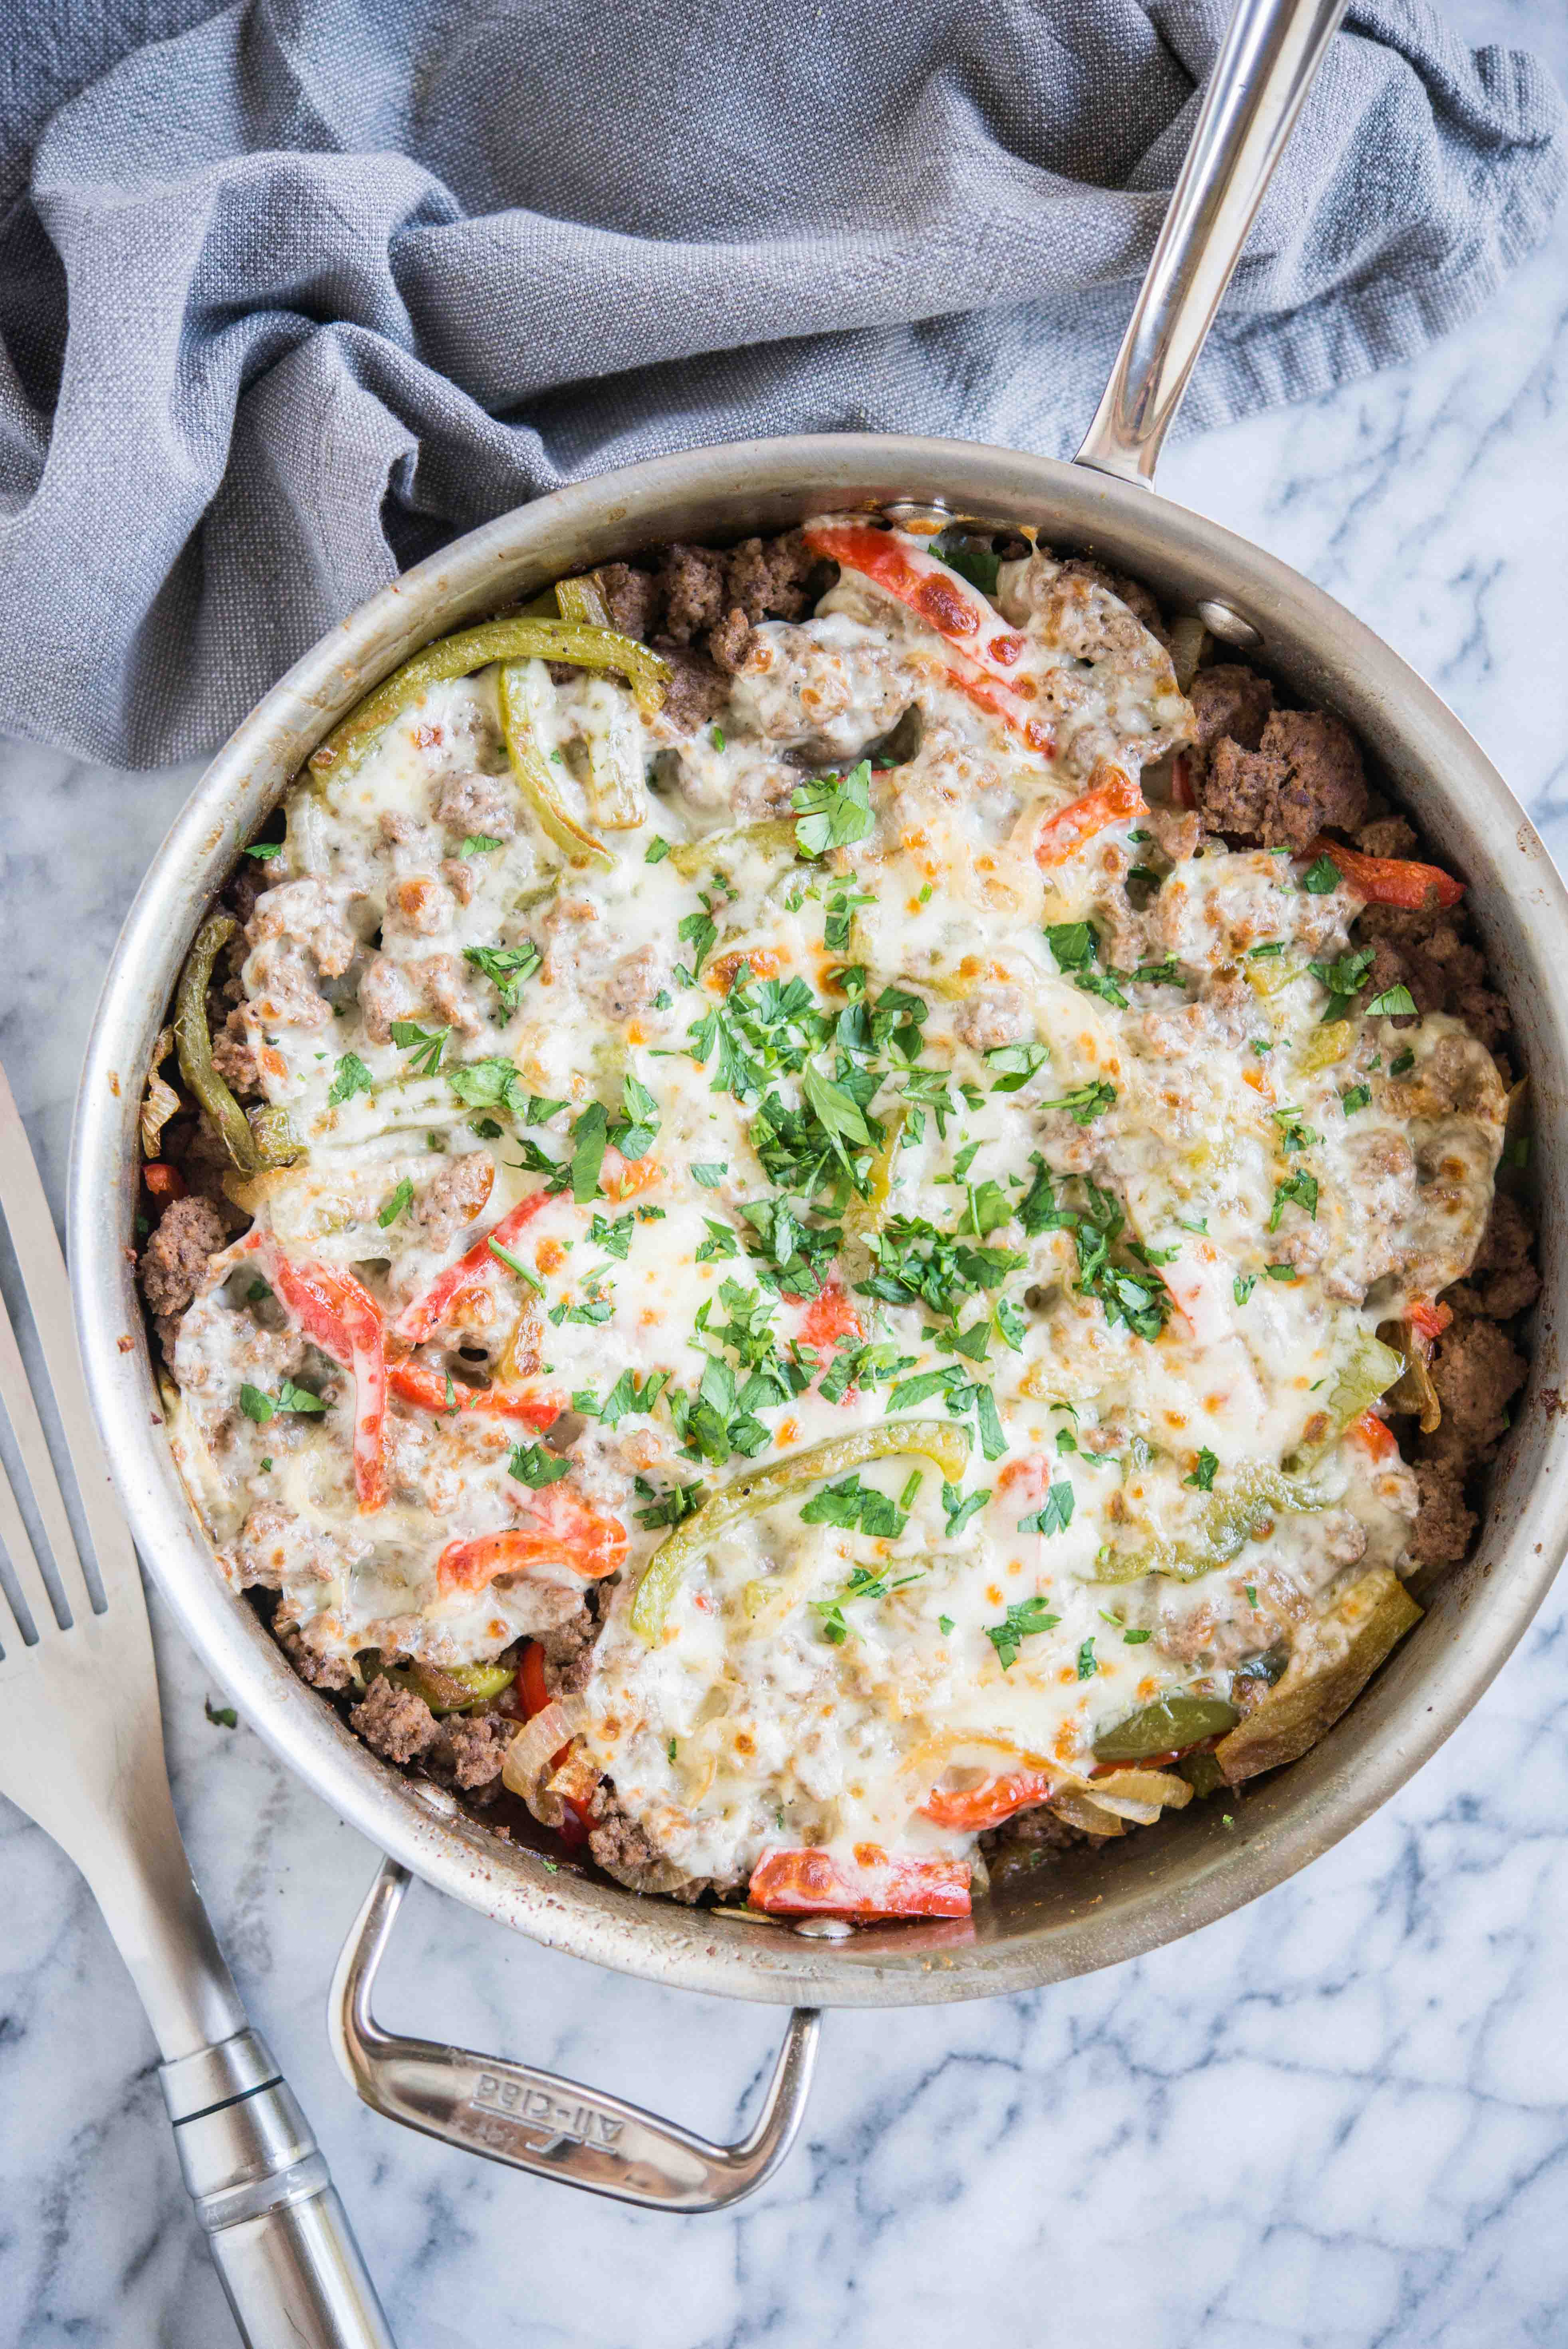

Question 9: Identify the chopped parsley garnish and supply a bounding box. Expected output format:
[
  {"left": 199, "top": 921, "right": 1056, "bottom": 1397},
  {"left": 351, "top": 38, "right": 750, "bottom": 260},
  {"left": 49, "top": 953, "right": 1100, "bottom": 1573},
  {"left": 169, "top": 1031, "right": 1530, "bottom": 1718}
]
[
  {"left": 1185, "top": 1448, "right": 1219, "bottom": 1491},
  {"left": 938, "top": 1613, "right": 955, "bottom": 1635},
  {"left": 942, "top": 1481, "right": 990, "bottom": 1537},
  {"left": 633, "top": 1472, "right": 707, "bottom": 1530},
  {"left": 677, "top": 906, "right": 718, "bottom": 977},
  {"left": 460, "top": 833, "right": 503, "bottom": 857},
  {"left": 1074, "top": 969, "right": 1129, "bottom": 1008},
  {"left": 1248, "top": 941, "right": 1284, "bottom": 959},
  {"left": 791, "top": 760, "right": 875, "bottom": 857},
  {"left": 1122, "top": 1626, "right": 1152, "bottom": 1645},
  {"left": 239, "top": 1378, "right": 326, "bottom": 1423},
  {"left": 463, "top": 941, "right": 543, "bottom": 1015},
  {"left": 1340, "top": 1083, "right": 1371, "bottom": 1114},
  {"left": 587, "top": 1211, "right": 635, "bottom": 1259},
  {"left": 824, "top": 883, "right": 876, "bottom": 952},
  {"left": 1234, "top": 1273, "right": 1257, "bottom": 1305},
  {"left": 712, "top": 727, "right": 727, "bottom": 753},
  {"left": 985, "top": 1596, "right": 1061, "bottom": 1671},
  {"left": 1308, "top": 945, "right": 1376, "bottom": 1021},
  {"left": 390, "top": 1019, "right": 449, "bottom": 1075},
  {"left": 1019, "top": 1480, "right": 1074, "bottom": 1536},
  {"left": 1264, "top": 1261, "right": 1296, "bottom": 1281},
  {"left": 1076, "top": 1638, "right": 1097, "bottom": 1681},
  {"left": 507, "top": 1442, "right": 571, "bottom": 1488},
  {"left": 695, "top": 1217, "right": 740, "bottom": 1262},
  {"left": 1301, "top": 852, "right": 1342, "bottom": 894},
  {"left": 1038, "top": 1078, "right": 1117, "bottom": 1126},
  {"left": 983, "top": 1041, "right": 1049, "bottom": 1092},
  {"left": 1268, "top": 1170, "right": 1319, "bottom": 1229},
  {"left": 327, "top": 1051, "right": 373, "bottom": 1106},
  {"left": 644, "top": 835, "right": 671, "bottom": 863},
  {"left": 488, "top": 1233, "right": 545, "bottom": 1292},
  {"left": 244, "top": 840, "right": 283, "bottom": 860},
  {"left": 690, "top": 1162, "right": 727, "bottom": 1188},
  {"left": 378, "top": 1178, "right": 414, "bottom": 1228},
  {"left": 800, "top": 1472, "right": 914, "bottom": 1539},
  {"left": 1366, "top": 983, "right": 1417, "bottom": 1018},
  {"left": 1390, "top": 1048, "right": 1416, "bottom": 1075},
  {"left": 1045, "top": 921, "right": 1095, "bottom": 971}
]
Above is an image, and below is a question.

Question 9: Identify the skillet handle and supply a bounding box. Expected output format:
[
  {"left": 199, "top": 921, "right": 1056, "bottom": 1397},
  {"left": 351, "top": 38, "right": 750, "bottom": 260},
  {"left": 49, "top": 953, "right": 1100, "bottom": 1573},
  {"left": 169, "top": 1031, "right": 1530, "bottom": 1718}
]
[
  {"left": 328, "top": 1860, "right": 820, "bottom": 2212},
  {"left": 1076, "top": 0, "right": 1347, "bottom": 486}
]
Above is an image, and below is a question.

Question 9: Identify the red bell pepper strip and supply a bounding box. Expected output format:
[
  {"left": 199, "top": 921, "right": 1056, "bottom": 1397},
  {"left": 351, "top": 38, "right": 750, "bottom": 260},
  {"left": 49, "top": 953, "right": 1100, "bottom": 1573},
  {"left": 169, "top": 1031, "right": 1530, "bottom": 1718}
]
[
  {"left": 143, "top": 1162, "right": 187, "bottom": 1200},
  {"left": 1303, "top": 836, "right": 1463, "bottom": 911},
  {"left": 919, "top": 1771, "right": 1055, "bottom": 1832},
  {"left": 387, "top": 1360, "right": 565, "bottom": 1428},
  {"left": 1406, "top": 1296, "right": 1453, "bottom": 1345},
  {"left": 796, "top": 1282, "right": 862, "bottom": 1352},
  {"left": 1035, "top": 766, "right": 1145, "bottom": 867},
  {"left": 517, "top": 1639, "right": 593, "bottom": 1843},
  {"left": 801, "top": 523, "right": 1054, "bottom": 755},
  {"left": 1170, "top": 751, "right": 1195, "bottom": 811},
  {"left": 1346, "top": 1408, "right": 1399, "bottom": 1463},
  {"left": 394, "top": 1188, "right": 554, "bottom": 1344},
  {"left": 747, "top": 1844, "right": 972, "bottom": 1919},
  {"left": 265, "top": 1253, "right": 388, "bottom": 1514},
  {"left": 436, "top": 1481, "right": 627, "bottom": 1594}
]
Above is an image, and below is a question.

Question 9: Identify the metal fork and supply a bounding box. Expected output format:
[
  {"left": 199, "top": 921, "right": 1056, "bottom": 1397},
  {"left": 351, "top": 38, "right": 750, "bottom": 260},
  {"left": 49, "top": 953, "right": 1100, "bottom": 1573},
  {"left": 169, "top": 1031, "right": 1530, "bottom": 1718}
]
[{"left": 0, "top": 1063, "right": 394, "bottom": 2349}]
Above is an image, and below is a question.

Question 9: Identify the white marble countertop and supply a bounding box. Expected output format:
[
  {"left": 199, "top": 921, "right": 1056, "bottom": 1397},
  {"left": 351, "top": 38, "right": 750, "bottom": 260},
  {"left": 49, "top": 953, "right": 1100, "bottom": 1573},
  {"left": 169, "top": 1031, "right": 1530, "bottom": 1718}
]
[{"left": 4, "top": 21, "right": 1568, "bottom": 2340}]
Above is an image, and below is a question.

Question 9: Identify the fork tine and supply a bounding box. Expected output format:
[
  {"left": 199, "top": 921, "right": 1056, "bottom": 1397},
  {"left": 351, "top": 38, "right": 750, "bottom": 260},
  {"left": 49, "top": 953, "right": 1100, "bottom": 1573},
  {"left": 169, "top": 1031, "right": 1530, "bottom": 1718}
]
[
  {"left": 0, "top": 1440, "right": 58, "bottom": 1645},
  {"left": 0, "top": 1062, "right": 140, "bottom": 1608},
  {"left": 0, "top": 1281, "right": 93, "bottom": 1621}
]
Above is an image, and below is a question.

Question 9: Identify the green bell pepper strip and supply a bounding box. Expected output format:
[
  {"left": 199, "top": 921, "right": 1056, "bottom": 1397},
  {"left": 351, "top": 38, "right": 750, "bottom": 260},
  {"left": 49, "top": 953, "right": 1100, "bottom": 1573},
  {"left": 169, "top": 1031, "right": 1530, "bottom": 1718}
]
[
  {"left": 1215, "top": 1567, "right": 1421, "bottom": 1784},
  {"left": 554, "top": 573, "right": 614, "bottom": 630},
  {"left": 666, "top": 818, "right": 802, "bottom": 878},
  {"left": 1082, "top": 1463, "right": 1330, "bottom": 1585},
  {"left": 402, "top": 1657, "right": 518, "bottom": 1715},
  {"left": 630, "top": 1419, "right": 971, "bottom": 1642},
  {"left": 306, "top": 615, "right": 672, "bottom": 781},
  {"left": 498, "top": 660, "right": 617, "bottom": 870},
  {"left": 1292, "top": 1332, "right": 1406, "bottom": 1469},
  {"left": 174, "top": 914, "right": 302, "bottom": 1176},
  {"left": 1093, "top": 1692, "right": 1241, "bottom": 1762}
]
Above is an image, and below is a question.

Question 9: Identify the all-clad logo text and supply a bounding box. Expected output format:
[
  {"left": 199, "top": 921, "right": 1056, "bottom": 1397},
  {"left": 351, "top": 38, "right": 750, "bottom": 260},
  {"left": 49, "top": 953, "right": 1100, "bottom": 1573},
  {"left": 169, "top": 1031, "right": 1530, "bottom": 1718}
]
[{"left": 468, "top": 2072, "right": 624, "bottom": 2155}]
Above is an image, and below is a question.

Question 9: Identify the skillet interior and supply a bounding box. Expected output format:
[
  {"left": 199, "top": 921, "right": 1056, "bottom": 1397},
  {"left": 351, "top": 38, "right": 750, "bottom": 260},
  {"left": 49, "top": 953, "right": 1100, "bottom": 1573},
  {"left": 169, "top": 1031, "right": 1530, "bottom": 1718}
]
[{"left": 69, "top": 434, "right": 1568, "bottom": 2006}]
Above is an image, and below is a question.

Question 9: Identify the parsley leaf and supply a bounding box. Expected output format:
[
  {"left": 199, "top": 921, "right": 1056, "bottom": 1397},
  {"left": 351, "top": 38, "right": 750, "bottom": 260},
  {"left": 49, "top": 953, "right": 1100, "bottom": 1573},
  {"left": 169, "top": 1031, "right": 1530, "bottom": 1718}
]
[
  {"left": 390, "top": 1019, "right": 448, "bottom": 1075},
  {"left": 463, "top": 941, "right": 543, "bottom": 1015},
  {"left": 277, "top": 1379, "right": 327, "bottom": 1415},
  {"left": 1340, "top": 1083, "right": 1371, "bottom": 1114},
  {"left": 1301, "top": 852, "right": 1342, "bottom": 894},
  {"left": 690, "top": 1162, "right": 728, "bottom": 1188},
  {"left": 1044, "top": 921, "right": 1096, "bottom": 971},
  {"left": 942, "top": 1480, "right": 990, "bottom": 1537},
  {"left": 460, "top": 833, "right": 503, "bottom": 857},
  {"left": 1185, "top": 1447, "right": 1219, "bottom": 1492},
  {"left": 1366, "top": 983, "right": 1417, "bottom": 1018},
  {"left": 569, "top": 1100, "right": 609, "bottom": 1202},
  {"left": 1076, "top": 1638, "right": 1097, "bottom": 1681},
  {"left": 1019, "top": 1480, "right": 1074, "bottom": 1536},
  {"left": 1308, "top": 945, "right": 1376, "bottom": 1021},
  {"left": 378, "top": 1178, "right": 413, "bottom": 1228},
  {"left": 507, "top": 1443, "right": 571, "bottom": 1488},
  {"left": 1268, "top": 1170, "right": 1319, "bottom": 1229},
  {"left": 244, "top": 840, "right": 283, "bottom": 861},
  {"left": 985, "top": 1596, "right": 1061, "bottom": 1671},
  {"left": 792, "top": 760, "right": 875, "bottom": 857},
  {"left": 1037, "top": 1079, "right": 1116, "bottom": 1126},
  {"left": 327, "top": 1051, "right": 373, "bottom": 1106},
  {"left": 677, "top": 907, "right": 718, "bottom": 977},
  {"left": 984, "top": 1041, "right": 1049, "bottom": 1092}
]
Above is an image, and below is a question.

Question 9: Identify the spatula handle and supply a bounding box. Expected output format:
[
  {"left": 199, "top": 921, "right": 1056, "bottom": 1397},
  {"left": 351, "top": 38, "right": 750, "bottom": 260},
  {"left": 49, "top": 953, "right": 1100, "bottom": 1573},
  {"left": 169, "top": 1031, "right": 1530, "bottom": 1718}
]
[{"left": 163, "top": 2031, "right": 395, "bottom": 2348}]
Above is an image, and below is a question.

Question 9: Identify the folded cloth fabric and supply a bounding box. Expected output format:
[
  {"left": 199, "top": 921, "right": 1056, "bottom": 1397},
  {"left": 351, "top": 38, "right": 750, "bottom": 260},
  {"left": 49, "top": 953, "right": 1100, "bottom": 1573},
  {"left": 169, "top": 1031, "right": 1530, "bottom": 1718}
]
[{"left": 0, "top": 0, "right": 1562, "bottom": 768}]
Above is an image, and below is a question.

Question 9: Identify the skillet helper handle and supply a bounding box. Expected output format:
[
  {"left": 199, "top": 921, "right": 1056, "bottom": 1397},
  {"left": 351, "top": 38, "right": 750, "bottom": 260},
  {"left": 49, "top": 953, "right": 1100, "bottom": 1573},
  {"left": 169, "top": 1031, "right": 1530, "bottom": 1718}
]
[
  {"left": 161, "top": 2031, "right": 396, "bottom": 2349},
  {"left": 329, "top": 1860, "right": 820, "bottom": 2212},
  {"left": 1076, "top": 0, "right": 1348, "bottom": 485}
]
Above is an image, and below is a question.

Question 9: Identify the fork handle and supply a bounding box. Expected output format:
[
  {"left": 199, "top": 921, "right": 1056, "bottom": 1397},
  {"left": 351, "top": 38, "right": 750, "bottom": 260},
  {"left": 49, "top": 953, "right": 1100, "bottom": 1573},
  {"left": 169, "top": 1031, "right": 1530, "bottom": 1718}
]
[{"left": 162, "top": 2032, "right": 394, "bottom": 2349}]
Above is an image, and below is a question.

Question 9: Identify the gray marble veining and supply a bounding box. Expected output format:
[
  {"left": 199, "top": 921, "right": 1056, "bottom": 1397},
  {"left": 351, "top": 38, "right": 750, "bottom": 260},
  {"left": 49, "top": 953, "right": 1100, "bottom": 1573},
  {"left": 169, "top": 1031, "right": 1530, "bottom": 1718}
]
[{"left": 3, "top": 39, "right": 1568, "bottom": 2345}]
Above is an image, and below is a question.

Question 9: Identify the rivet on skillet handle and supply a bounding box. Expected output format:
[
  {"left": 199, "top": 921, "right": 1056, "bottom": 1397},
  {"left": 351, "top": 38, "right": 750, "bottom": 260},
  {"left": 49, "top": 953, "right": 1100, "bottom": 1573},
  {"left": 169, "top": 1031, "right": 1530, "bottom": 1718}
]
[
  {"left": 1076, "top": 0, "right": 1349, "bottom": 488},
  {"left": 330, "top": 1861, "right": 821, "bottom": 2212}
]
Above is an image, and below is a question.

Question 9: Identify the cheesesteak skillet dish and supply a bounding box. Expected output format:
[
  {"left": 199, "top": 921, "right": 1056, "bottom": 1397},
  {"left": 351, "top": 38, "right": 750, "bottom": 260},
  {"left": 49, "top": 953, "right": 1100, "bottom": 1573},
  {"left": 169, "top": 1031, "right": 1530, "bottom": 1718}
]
[{"left": 139, "top": 517, "right": 1537, "bottom": 1925}]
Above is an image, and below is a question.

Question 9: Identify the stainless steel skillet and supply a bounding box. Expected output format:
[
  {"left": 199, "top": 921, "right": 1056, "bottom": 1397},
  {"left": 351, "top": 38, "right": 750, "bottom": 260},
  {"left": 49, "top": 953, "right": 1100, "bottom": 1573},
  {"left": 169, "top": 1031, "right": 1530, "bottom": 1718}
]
[{"left": 68, "top": 0, "right": 1568, "bottom": 2213}]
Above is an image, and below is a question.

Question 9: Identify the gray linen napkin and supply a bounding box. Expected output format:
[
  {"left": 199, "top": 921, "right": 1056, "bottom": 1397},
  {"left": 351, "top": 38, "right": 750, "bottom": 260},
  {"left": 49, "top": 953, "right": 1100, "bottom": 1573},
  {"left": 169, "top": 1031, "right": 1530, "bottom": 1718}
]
[{"left": 0, "top": 0, "right": 1562, "bottom": 768}]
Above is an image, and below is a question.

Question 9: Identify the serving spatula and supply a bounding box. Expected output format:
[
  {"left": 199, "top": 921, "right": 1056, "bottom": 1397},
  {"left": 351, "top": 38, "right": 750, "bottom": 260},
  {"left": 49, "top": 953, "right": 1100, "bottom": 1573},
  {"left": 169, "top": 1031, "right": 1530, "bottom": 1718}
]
[{"left": 0, "top": 1061, "right": 394, "bottom": 2349}]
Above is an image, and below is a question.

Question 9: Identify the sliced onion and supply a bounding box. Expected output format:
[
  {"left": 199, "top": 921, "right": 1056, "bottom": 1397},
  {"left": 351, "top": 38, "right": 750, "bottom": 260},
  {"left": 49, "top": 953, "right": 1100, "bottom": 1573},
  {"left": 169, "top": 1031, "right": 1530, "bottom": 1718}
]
[
  {"left": 141, "top": 1028, "right": 180, "bottom": 1158},
  {"left": 500, "top": 1695, "right": 587, "bottom": 1798}
]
